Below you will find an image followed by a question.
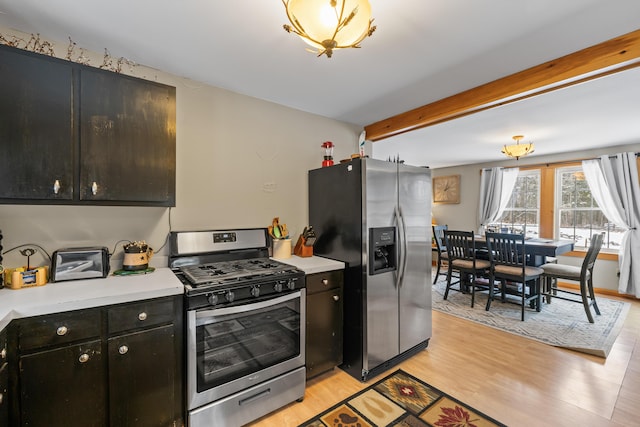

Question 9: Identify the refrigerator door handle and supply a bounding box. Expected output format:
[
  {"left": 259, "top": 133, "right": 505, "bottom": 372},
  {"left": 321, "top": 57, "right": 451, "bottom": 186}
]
[
  {"left": 393, "top": 207, "right": 402, "bottom": 289},
  {"left": 397, "top": 206, "right": 408, "bottom": 286}
]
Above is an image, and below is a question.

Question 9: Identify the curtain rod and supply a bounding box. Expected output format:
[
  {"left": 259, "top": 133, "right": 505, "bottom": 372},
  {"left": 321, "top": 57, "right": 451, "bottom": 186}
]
[{"left": 481, "top": 152, "right": 639, "bottom": 171}]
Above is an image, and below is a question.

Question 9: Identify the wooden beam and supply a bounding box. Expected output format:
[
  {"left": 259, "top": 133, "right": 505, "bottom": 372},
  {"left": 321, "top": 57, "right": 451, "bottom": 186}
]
[{"left": 364, "top": 28, "right": 640, "bottom": 142}]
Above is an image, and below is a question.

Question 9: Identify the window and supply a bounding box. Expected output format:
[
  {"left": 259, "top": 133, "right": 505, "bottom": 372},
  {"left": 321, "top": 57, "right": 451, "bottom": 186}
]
[
  {"left": 490, "top": 170, "right": 540, "bottom": 239},
  {"left": 557, "top": 166, "right": 624, "bottom": 250},
  {"left": 488, "top": 163, "right": 621, "bottom": 252}
]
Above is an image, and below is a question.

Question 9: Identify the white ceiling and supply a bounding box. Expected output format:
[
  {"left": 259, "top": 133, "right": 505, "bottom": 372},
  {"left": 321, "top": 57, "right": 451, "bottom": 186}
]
[{"left": 1, "top": 0, "right": 639, "bottom": 168}]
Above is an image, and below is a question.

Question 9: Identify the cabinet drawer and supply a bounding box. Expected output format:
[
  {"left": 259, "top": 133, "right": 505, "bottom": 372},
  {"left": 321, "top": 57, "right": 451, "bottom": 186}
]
[
  {"left": 306, "top": 270, "right": 343, "bottom": 294},
  {"left": 17, "top": 309, "right": 102, "bottom": 352},
  {"left": 108, "top": 297, "right": 176, "bottom": 334}
]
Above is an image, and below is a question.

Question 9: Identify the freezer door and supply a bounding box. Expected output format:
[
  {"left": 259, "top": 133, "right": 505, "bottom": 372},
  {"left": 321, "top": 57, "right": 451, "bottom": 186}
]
[
  {"left": 363, "top": 159, "right": 400, "bottom": 370},
  {"left": 398, "top": 163, "right": 432, "bottom": 353}
]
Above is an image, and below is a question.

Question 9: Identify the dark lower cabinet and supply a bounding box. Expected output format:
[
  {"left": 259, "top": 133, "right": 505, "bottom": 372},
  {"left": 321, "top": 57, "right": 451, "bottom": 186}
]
[
  {"left": 108, "top": 325, "right": 176, "bottom": 427},
  {"left": 19, "top": 340, "right": 106, "bottom": 426},
  {"left": 0, "top": 328, "right": 8, "bottom": 426},
  {"left": 9, "top": 295, "right": 183, "bottom": 426},
  {"left": 305, "top": 270, "right": 344, "bottom": 379}
]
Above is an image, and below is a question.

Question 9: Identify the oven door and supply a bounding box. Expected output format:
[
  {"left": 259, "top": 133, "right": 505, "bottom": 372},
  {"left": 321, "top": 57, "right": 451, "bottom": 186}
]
[{"left": 187, "top": 289, "right": 305, "bottom": 410}]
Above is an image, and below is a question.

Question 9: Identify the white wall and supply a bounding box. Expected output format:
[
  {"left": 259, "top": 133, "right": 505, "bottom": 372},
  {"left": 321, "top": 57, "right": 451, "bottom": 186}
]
[
  {"left": 0, "top": 28, "right": 361, "bottom": 270},
  {"left": 422, "top": 144, "right": 640, "bottom": 293}
]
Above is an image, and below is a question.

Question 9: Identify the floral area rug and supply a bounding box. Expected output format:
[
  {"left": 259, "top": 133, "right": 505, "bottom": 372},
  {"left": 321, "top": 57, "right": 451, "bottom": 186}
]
[
  {"left": 432, "top": 277, "right": 630, "bottom": 358},
  {"left": 298, "top": 370, "right": 506, "bottom": 427}
]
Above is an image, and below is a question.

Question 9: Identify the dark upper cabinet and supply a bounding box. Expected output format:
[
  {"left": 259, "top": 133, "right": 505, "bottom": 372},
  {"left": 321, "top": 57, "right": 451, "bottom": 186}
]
[
  {"left": 0, "top": 44, "right": 176, "bottom": 206},
  {"left": 0, "top": 46, "right": 74, "bottom": 201},
  {"left": 79, "top": 68, "right": 176, "bottom": 205}
]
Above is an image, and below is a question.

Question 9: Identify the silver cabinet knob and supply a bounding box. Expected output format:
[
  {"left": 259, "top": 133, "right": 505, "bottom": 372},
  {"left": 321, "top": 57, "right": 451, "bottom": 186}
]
[
  {"left": 1, "top": 347, "right": 6, "bottom": 360},
  {"left": 53, "top": 179, "right": 61, "bottom": 194},
  {"left": 57, "top": 326, "right": 68, "bottom": 336},
  {"left": 91, "top": 181, "right": 98, "bottom": 195},
  {"left": 78, "top": 353, "right": 89, "bottom": 363},
  {"left": 119, "top": 345, "right": 129, "bottom": 355},
  {"left": 322, "top": 279, "right": 329, "bottom": 286},
  {"left": 333, "top": 295, "right": 340, "bottom": 301},
  {"left": 138, "top": 312, "right": 147, "bottom": 321}
]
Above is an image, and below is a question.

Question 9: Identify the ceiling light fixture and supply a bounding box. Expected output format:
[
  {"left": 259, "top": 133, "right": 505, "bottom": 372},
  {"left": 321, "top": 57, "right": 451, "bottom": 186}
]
[
  {"left": 501, "top": 135, "right": 535, "bottom": 160},
  {"left": 282, "top": 0, "right": 376, "bottom": 58}
]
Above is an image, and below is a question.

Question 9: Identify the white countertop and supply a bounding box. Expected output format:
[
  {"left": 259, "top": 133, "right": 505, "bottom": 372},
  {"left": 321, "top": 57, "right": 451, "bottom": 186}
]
[
  {"left": 0, "top": 267, "right": 183, "bottom": 330},
  {"left": 273, "top": 255, "right": 345, "bottom": 275}
]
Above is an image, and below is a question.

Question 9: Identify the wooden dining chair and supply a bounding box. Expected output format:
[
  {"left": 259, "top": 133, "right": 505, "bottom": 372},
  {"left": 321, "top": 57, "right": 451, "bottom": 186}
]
[
  {"left": 443, "top": 230, "right": 492, "bottom": 308},
  {"left": 540, "top": 233, "right": 604, "bottom": 323},
  {"left": 432, "top": 224, "right": 449, "bottom": 284},
  {"left": 485, "top": 232, "right": 545, "bottom": 321}
]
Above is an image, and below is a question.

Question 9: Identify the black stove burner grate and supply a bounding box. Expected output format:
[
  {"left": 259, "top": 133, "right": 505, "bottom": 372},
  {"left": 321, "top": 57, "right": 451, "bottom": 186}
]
[{"left": 179, "top": 258, "right": 301, "bottom": 288}]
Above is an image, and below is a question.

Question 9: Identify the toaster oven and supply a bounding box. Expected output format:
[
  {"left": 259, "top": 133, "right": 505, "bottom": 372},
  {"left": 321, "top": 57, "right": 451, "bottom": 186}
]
[{"left": 51, "top": 247, "right": 110, "bottom": 282}]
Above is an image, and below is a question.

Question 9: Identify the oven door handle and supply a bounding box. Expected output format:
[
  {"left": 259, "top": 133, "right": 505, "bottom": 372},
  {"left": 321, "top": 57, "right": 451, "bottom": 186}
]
[{"left": 195, "top": 290, "right": 302, "bottom": 319}]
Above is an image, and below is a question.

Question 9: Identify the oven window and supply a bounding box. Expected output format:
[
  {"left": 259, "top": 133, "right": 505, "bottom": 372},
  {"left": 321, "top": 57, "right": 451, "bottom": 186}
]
[{"left": 196, "top": 297, "right": 301, "bottom": 391}]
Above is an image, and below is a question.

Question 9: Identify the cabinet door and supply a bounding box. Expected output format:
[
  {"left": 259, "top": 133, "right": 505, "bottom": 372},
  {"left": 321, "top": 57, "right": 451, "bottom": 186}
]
[
  {"left": 0, "top": 363, "right": 7, "bottom": 426},
  {"left": 79, "top": 68, "right": 176, "bottom": 205},
  {"left": 19, "top": 340, "right": 106, "bottom": 427},
  {"left": 0, "top": 45, "right": 74, "bottom": 201},
  {"left": 108, "top": 324, "right": 176, "bottom": 427},
  {"left": 306, "top": 287, "right": 344, "bottom": 379},
  {"left": 0, "top": 328, "right": 7, "bottom": 426}
]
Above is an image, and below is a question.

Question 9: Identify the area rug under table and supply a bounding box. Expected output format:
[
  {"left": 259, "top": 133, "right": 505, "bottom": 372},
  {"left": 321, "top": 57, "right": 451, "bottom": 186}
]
[
  {"left": 432, "top": 278, "right": 630, "bottom": 358},
  {"left": 298, "top": 369, "right": 506, "bottom": 427}
]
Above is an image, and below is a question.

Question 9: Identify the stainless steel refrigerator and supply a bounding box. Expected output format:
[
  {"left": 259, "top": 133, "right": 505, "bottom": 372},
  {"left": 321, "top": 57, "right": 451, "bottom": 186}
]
[{"left": 309, "top": 158, "right": 432, "bottom": 382}]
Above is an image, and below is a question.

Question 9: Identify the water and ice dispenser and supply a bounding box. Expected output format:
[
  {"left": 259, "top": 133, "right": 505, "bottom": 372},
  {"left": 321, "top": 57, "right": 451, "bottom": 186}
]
[{"left": 369, "top": 227, "right": 396, "bottom": 275}]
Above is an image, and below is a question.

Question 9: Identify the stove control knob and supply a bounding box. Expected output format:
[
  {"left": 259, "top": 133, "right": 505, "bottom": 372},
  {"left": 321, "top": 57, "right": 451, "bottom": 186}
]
[
  {"left": 225, "top": 290, "right": 235, "bottom": 303},
  {"left": 251, "top": 286, "right": 260, "bottom": 297},
  {"left": 208, "top": 294, "right": 218, "bottom": 305},
  {"left": 274, "top": 282, "right": 283, "bottom": 292},
  {"left": 287, "top": 279, "right": 296, "bottom": 290}
]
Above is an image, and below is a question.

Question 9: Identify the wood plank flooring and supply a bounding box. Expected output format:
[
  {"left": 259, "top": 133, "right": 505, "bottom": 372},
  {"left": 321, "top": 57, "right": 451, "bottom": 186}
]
[{"left": 248, "top": 294, "right": 640, "bottom": 427}]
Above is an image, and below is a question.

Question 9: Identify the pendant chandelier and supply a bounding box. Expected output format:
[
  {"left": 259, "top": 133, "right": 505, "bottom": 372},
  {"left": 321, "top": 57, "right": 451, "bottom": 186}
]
[
  {"left": 282, "top": 0, "right": 376, "bottom": 58},
  {"left": 501, "top": 135, "right": 535, "bottom": 160}
]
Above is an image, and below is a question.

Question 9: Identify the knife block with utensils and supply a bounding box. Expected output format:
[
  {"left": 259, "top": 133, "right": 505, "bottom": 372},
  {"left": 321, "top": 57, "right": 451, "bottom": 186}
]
[{"left": 294, "top": 235, "right": 313, "bottom": 257}]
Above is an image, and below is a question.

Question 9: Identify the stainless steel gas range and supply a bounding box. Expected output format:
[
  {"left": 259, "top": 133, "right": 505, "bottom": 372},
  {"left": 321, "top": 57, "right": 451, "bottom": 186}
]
[{"left": 169, "top": 228, "right": 306, "bottom": 427}]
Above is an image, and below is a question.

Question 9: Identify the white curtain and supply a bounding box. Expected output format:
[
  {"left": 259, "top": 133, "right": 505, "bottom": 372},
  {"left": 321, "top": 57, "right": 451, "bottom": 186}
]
[
  {"left": 583, "top": 152, "right": 640, "bottom": 297},
  {"left": 477, "top": 167, "right": 519, "bottom": 234}
]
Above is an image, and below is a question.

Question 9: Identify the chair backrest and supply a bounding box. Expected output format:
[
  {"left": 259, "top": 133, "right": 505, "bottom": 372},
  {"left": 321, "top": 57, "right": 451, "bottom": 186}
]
[
  {"left": 443, "top": 230, "right": 475, "bottom": 261},
  {"left": 582, "top": 232, "right": 604, "bottom": 278},
  {"left": 432, "top": 224, "right": 447, "bottom": 252},
  {"left": 485, "top": 232, "right": 526, "bottom": 267}
]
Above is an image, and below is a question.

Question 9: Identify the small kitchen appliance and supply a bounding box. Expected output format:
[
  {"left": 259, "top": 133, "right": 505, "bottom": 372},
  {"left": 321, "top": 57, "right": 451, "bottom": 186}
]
[
  {"left": 51, "top": 247, "right": 110, "bottom": 282},
  {"left": 169, "top": 228, "right": 306, "bottom": 427}
]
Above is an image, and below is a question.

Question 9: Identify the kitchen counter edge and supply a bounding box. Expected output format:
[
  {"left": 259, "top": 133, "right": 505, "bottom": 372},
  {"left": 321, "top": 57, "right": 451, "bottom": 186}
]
[
  {"left": 272, "top": 255, "right": 345, "bottom": 275},
  {"left": 0, "top": 267, "right": 183, "bottom": 330}
]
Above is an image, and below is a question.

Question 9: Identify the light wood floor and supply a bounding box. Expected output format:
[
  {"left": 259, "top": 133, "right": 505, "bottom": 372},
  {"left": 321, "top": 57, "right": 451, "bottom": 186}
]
[{"left": 249, "top": 293, "right": 640, "bottom": 427}]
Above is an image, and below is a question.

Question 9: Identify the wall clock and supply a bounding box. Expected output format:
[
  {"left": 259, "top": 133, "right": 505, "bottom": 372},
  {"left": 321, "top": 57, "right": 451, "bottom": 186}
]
[{"left": 433, "top": 175, "right": 460, "bottom": 204}]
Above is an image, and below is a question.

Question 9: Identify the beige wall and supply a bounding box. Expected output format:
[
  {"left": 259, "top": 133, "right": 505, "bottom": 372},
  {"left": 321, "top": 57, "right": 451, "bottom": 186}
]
[
  {"left": 421, "top": 143, "right": 640, "bottom": 293},
  {"left": 0, "top": 27, "right": 361, "bottom": 269}
]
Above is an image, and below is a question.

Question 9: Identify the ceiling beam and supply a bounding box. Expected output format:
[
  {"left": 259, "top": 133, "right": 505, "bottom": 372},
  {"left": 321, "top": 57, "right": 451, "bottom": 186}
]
[{"left": 364, "top": 28, "right": 640, "bottom": 142}]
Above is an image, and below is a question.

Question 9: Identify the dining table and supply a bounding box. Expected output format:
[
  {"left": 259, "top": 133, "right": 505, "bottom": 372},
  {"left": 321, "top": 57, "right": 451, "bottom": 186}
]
[{"left": 474, "top": 235, "right": 575, "bottom": 267}]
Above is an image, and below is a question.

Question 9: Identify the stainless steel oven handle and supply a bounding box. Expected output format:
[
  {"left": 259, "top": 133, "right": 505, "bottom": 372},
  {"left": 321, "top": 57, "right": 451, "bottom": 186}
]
[{"left": 195, "top": 290, "right": 302, "bottom": 319}]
